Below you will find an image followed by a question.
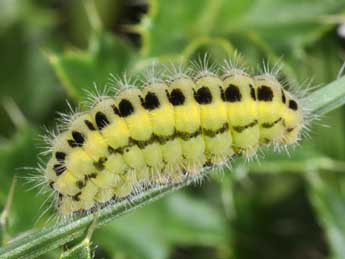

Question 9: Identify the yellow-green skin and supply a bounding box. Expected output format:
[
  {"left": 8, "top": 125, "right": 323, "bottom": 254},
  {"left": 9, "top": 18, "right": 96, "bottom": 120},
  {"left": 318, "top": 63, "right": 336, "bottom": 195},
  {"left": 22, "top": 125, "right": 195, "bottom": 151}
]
[{"left": 45, "top": 73, "right": 304, "bottom": 215}]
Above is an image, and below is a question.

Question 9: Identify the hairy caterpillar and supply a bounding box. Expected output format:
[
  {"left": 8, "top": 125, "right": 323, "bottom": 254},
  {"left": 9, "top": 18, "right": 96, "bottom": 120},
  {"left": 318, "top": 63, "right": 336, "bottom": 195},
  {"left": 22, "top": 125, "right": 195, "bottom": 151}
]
[{"left": 41, "top": 60, "right": 307, "bottom": 216}]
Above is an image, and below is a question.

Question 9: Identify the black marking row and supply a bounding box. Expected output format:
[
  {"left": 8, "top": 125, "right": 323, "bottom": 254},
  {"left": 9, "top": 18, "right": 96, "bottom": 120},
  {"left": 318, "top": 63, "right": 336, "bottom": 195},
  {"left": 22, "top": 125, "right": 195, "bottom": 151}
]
[
  {"left": 52, "top": 83, "right": 298, "bottom": 177},
  {"left": 88, "top": 84, "right": 298, "bottom": 121}
]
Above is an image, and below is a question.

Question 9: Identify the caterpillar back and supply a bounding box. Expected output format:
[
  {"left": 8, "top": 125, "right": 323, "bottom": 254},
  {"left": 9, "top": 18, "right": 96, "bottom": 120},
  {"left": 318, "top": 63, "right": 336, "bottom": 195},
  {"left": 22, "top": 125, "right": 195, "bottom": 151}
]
[{"left": 42, "top": 61, "right": 306, "bottom": 215}]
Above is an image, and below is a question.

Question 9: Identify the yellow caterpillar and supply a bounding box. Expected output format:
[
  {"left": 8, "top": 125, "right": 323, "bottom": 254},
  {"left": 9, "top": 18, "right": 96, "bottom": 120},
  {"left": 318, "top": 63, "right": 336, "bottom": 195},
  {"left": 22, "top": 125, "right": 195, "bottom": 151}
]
[{"left": 43, "top": 62, "right": 305, "bottom": 215}]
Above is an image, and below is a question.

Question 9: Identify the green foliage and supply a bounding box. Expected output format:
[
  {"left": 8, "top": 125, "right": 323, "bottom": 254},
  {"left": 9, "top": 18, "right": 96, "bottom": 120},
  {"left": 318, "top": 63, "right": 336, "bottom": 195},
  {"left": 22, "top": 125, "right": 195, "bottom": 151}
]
[
  {"left": 47, "top": 32, "right": 135, "bottom": 101},
  {"left": 308, "top": 172, "right": 345, "bottom": 259},
  {"left": 60, "top": 243, "right": 92, "bottom": 259},
  {"left": 59, "top": 217, "right": 97, "bottom": 259},
  {"left": 139, "top": 0, "right": 344, "bottom": 58},
  {"left": 0, "top": 0, "right": 345, "bottom": 258}
]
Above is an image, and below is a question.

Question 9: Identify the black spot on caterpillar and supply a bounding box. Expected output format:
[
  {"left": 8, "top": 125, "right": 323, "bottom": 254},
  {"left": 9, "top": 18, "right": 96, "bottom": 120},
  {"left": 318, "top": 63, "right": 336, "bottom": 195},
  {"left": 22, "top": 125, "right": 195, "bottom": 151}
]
[
  {"left": 289, "top": 99, "right": 298, "bottom": 110},
  {"left": 72, "top": 131, "right": 85, "bottom": 145},
  {"left": 261, "top": 117, "right": 282, "bottom": 128},
  {"left": 141, "top": 92, "right": 160, "bottom": 110},
  {"left": 233, "top": 120, "right": 258, "bottom": 133},
  {"left": 67, "top": 139, "right": 81, "bottom": 148},
  {"left": 118, "top": 99, "right": 135, "bottom": 117},
  {"left": 84, "top": 120, "right": 96, "bottom": 131},
  {"left": 249, "top": 84, "right": 256, "bottom": 100},
  {"left": 224, "top": 84, "right": 242, "bottom": 102},
  {"left": 258, "top": 85, "right": 273, "bottom": 101},
  {"left": 95, "top": 112, "right": 110, "bottom": 130},
  {"left": 53, "top": 164, "right": 66, "bottom": 176},
  {"left": 194, "top": 86, "right": 213, "bottom": 104},
  {"left": 93, "top": 157, "right": 108, "bottom": 171},
  {"left": 167, "top": 88, "right": 185, "bottom": 106},
  {"left": 55, "top": 152, "right": 66, "bottom": 161}
]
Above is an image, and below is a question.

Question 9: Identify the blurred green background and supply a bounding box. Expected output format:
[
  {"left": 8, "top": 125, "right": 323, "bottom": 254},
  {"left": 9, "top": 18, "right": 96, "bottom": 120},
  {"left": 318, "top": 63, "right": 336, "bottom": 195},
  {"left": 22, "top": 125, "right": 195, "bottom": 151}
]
[{"left": 1, "top": 0, "right": 345, "bottom": 258}]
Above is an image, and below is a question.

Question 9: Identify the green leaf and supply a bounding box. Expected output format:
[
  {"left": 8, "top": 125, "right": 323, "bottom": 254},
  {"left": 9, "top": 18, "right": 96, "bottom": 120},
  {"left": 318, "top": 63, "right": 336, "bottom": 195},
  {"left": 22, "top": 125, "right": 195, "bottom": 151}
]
[
  {"left": 47, "top": 33, "right": 135, "bottom": 102},
  {"left": 0, "top": 19, "right": 60, "bottom": 137},
  {"left": 304, "top": 76, "right": 345, "bottom": 116},
  {"left": 60, "top": 243, "right": 92, "bottom": 259},
  {"left": 0, "top": 127, "right": 48, "bottom": 235},
  {"left": 0, "top": 178, "right": 16, "bottom": 246},
  {"left": 96, "top": 193, "right": 227, "bottom": 259},
  {"left": 139, "top": 0, "right": 345, "bottom": 57},
  {"left": 60, "top": 218, "right": 97, "bottom": 259},
  {"left": 307, "top": 173, "right": 345, "bottom": 259}
]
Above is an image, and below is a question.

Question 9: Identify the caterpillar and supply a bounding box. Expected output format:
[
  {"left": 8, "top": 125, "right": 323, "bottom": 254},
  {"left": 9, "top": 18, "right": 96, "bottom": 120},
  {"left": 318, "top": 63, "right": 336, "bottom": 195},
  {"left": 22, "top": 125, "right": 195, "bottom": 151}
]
[{"left": 41, "top": 60, "right": 307, "bottom": 216}]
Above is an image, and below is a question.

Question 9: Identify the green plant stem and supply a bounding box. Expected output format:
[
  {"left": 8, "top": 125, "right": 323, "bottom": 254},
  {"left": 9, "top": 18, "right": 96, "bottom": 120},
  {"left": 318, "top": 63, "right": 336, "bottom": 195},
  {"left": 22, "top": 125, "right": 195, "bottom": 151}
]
[
  {"left": 305, "top": 75, "right": 345, "bottom": 115},
  {"left": 0, "top": 180, "right": 195, "bottom": 259},
  {"left": 0, "top": 177, "right": 16, "bottom": 246},
  {"left": 0, "top": 76, "right": 344, "bottom": 259}
]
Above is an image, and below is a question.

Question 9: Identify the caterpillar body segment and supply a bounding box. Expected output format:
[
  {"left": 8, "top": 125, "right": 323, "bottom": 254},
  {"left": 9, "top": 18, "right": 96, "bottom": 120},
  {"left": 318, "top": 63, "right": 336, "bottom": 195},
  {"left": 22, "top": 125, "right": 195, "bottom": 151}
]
[
  {"left": 141, "top": 82, "right": 183, "bottom": 181},
  {"left": 255, "top": 75, "right": 287, "bottom": 144},
  {"left": 43, "top": 64, "right": 305, "bottom": 215},
  {"left": 280, "top": 90, "right": 304, "bottom": 145},
  {"left": 167, "top": 77, "right": 206, "bottom": 175},
  {"left": 222, "top": 72, "right": 259, "bottom": 156},
  {"left": 194, "top": 75, "right": 233, "bottom": 165}
]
